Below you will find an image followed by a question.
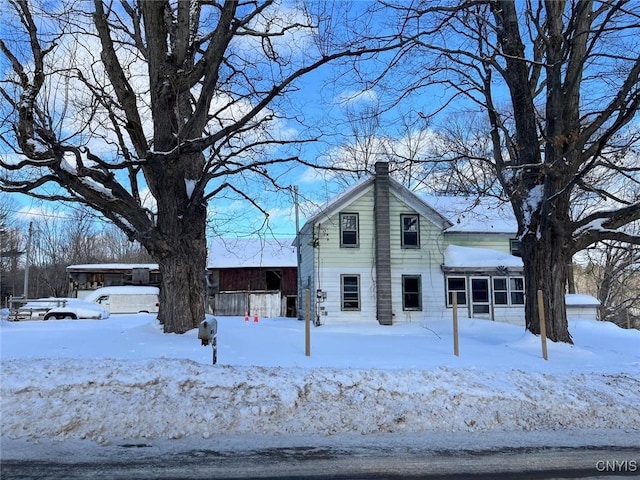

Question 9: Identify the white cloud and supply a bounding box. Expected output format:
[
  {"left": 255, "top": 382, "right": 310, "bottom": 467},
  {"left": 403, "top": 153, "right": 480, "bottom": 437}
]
[
  {"left": 17, "top": 204, "right": 70, "bottom": 221},
  {"left": 298, "top": 166, "right": 327, "bottom": 184},
  {"left": 231, "top": 1, "right": 317, "bottom": 66},
  {"left": 337, "top": 88, "right": 378, "bottom": 106}
]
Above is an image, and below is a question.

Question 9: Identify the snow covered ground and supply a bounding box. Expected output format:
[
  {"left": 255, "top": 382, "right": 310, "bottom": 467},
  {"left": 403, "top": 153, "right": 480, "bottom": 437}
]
[{"left": 1, "top": 313, "right": 639, "bottom": 454}]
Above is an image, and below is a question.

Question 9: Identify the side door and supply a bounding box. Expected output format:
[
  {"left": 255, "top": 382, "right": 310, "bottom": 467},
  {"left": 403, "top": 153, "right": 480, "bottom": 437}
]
[{"left": 470, "top": 277, "right": 491, "bottom": 319}]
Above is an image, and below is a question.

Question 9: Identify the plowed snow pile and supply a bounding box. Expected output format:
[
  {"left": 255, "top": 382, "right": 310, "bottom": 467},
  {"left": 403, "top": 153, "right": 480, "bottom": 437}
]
[{"left": 2, "top": 314, "right": 639, "bottom": 443}]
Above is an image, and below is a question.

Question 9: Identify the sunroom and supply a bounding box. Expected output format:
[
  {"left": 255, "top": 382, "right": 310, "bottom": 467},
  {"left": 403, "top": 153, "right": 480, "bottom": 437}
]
[{"left": 442, "top": 245, "right": 525, "bottom": 325}]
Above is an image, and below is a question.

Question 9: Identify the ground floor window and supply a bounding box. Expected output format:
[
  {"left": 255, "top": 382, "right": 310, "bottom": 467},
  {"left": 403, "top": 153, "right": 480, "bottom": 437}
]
[
  {"left": 402, "top": 275, "right": 422, "bottom": 310},
  {"left": 448, "top": 275, "right": 525, "bottom": 308},
  {"left": 510, "top": 277, "right": 525, "bottom": 304},
  {"left": 493, "top": 277, "right": 509, "bottom": 305},
  {"left": 446, "top": 277, "right": 467, "bottom": 306},
  {"left": 341, "top": 274, "right": 360, "bottom": 311}
]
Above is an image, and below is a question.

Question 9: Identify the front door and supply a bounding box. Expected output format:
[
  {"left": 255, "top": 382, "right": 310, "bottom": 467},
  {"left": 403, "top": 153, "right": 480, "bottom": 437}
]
[{"left": 470, "top": 277, "right": 491, "bottom": 318}]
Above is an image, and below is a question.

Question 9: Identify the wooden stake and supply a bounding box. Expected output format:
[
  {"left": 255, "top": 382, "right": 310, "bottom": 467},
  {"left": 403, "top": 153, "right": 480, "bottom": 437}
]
[
  {"left": 537, "top": 290, "right": 548, "bottom": 360},
  {"left": 305, "top": 289, "right": 311, "bottom": 357},
  {"left": 453, "top": 293, "right": 459, "bottom": 356}
]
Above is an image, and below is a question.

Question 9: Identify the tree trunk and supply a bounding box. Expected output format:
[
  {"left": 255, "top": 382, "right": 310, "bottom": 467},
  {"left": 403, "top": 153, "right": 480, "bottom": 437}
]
[
  {"left": 157, "top": 237, "right": 206, "bottom": 334},
  {"left": 566, "top": 263, "right": 576, "bottom": 294},
  {"left": 145, "top": 153, "right": 208, "bottom": 334},
  {"left": 596, "top": 263, "right": 613, "bottom": 322},
  {"left": 521, "top": 234, "right": 573, "bottom": 344}
]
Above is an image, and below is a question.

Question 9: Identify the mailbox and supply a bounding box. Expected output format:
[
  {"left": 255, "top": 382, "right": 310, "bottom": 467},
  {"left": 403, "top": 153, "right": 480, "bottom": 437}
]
[
  {"left": 198, "top": 317, "right": 218, "bottom": 364},
  {"left": 198, "top": 318, "right": 217, "bottom": 345}
]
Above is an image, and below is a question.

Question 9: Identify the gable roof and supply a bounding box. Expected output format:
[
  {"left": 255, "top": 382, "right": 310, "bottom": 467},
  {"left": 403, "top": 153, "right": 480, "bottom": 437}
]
[
  {"left": 207, "top": 237, "right": 297, "bottom": 269},
  {"left": 422, "top": 196, "right": 517, "bottom": 234},
  {"left": 300, "top": 175, "right": 451, "bottom": 232},
  {"left": 301, "top": 176, "right": 375, "bottom": 228}
]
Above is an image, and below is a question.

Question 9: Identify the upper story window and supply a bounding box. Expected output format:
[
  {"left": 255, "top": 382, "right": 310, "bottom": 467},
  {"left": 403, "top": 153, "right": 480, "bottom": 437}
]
[
  {"left": 510, "top": 239, "right": 522, "bottom": 257},
  {"left": 401, "top": 214, "right": 420, "bottom": 248},
  {"left": 340, "top": 213, "right": 359, "bottom": 247}
]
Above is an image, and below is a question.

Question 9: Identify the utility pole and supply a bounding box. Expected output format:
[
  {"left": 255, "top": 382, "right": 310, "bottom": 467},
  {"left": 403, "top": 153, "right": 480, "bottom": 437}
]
[
  {"left": 293, "top": 186, "right": 302, "bottom": 320},
  {"left": 23, "top": 221, "right": 33, "bottom": 298}
]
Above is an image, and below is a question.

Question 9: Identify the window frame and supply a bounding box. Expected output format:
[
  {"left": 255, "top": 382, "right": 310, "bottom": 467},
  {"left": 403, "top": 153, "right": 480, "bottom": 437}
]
[
  {"left": 492, "top": 277, "right": 509, "bottom": 305},
  {"left": 509, "top": 276, "right": 525, "bottom": 305},
  {"left": 446, "top": 276, "right": 467, "bottom": 307},
  {"left": 402, "top": 275, "right": 422, "bottom": 311},
  {"left": 341, "top": 274, "right": 361, "bottom": 311},
  {"left": 401, "top": 214, "right": 420, "bottom": 248},
  {"left": 510, "top": 239, "right": 522, "bottom": 257},
  {"left": 95, "top": 295, "right": 109, "bottom": 305},
  {"left": 340, "top": 213, "right": 359, "bottom": 247},
  {"left": 493, "top": 276, "right": 525, "bottom": 306}
]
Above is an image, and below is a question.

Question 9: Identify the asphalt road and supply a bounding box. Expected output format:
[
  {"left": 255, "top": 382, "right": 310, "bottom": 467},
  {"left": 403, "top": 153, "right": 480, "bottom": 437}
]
[{"left": 2, "top": 444, "right": 639, "bottom": 479}]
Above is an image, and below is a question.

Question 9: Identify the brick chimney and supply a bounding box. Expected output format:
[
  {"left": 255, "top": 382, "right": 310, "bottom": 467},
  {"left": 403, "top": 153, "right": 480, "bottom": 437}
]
[{"left": 374, "top": 162, "right": 393, "bottom": 325}]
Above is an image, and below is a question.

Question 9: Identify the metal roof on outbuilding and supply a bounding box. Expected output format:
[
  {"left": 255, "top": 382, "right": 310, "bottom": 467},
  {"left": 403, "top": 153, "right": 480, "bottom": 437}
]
[{"left": 207, "top": 237, "right": 297, "bottom": 269}]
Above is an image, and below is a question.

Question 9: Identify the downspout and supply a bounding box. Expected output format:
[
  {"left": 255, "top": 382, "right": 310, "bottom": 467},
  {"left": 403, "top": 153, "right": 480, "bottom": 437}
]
[
  {"left": 374, "top": 162, "right": 393, "bottom": 325},
  {"left": 315, "top": 223, "right": 321, "bottom": 326}
]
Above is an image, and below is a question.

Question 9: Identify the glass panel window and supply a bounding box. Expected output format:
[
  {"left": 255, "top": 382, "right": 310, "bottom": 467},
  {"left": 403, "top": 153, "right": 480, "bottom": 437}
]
[
  {"left": 447, "top": 277, "right": 467, "bottom": 306},
  {"left": 471, "top": 278, "right": 489, "bottom": 303},
  {"left": 401, "top": 214, "right": 420, "bottom": 247},
  {"left": 510, "top": 277, "right": 525, "bottom": 305},
  {"left": 493, "top": 277, "right": 508, "bottom": 305},
  {"left": 340, "top": 213, "right": 359, "bottom": 247},
  {"left": 510, "top": 239, "right": 522, "bottom": 257},
  {"left": 341, "top": 275, "right": 360, "bottom": 311},
  {"left": 473, "top": 304, "right": 490, "bottom": 314},
  {"left": 402, "top": 275, "right": 422, "bottom": 310}
]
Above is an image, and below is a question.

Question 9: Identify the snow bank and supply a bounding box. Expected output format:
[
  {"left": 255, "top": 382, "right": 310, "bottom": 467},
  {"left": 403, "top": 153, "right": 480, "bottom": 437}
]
[
  {"left": 1, "top": 314, "right": 639, "bottom": 444},
  {"left": 444, "top": 244, "right": 523, "bottom": 268},
  {"left": 2, "top": 359, "right": 639, "bottom": 444}
]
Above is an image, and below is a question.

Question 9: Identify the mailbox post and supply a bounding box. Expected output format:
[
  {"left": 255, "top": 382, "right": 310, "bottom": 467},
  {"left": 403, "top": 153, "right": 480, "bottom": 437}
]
[{"left": 198, "top": 318, "right": 218, "bottom": 365}]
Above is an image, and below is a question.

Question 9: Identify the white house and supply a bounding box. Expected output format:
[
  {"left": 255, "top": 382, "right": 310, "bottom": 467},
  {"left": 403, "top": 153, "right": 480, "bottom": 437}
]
[{"left": 295, "top": 162, "right": 598, "bottom": 326}]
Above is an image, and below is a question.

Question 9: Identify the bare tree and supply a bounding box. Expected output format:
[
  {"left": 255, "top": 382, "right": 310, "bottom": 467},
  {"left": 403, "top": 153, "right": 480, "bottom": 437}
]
[
  {"left": 0, "top": 0, "right": 398, "bottom": 333},
  {"left": 370, "top": 0, "right": 640, "bottom": 342},
  {"left": 321, "top": 99, "right": 390, "bottom": 187},
  {"left": 579, "top": 239, "right": 640, "bottom": 327},
  {"left": 0, "top": 194, "right": 24, "bottom": 305},
  {"left": 318, "top": 103, "right": 454, "bottom": 193},
  {"left": 28, "top": 209, "right": 106, "bottom": 297},
  {"left": 396, "top": 112, "right": 504, "bottom": 196},
  {"left": 100, "top": 224, "right": 154, "bottom": 263}
]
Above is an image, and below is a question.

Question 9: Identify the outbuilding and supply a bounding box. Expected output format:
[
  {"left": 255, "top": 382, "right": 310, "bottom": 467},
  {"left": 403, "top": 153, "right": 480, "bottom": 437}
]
[{"left": 206, "top": 238, "right": 298, "bottom": 318}]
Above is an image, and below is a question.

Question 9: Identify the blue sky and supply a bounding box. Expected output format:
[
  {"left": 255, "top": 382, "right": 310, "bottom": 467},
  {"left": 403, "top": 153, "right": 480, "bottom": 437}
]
[
  {"left": 2, "top": 66, "right": 439, "bottom": 241},
  {"left": 0, "top": 0, "right": 480, "bottom": 241}
]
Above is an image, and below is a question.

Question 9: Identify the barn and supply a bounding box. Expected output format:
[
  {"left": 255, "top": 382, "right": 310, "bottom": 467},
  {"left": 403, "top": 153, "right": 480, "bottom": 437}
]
[{"left": 206, "top": 238, "right": 298, "bottom": 318}]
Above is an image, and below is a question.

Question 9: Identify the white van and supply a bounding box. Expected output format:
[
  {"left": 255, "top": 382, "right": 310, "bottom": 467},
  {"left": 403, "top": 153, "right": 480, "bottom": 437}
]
[{"left": 82, "top": 286, "right": 160, "bottom": 314}]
